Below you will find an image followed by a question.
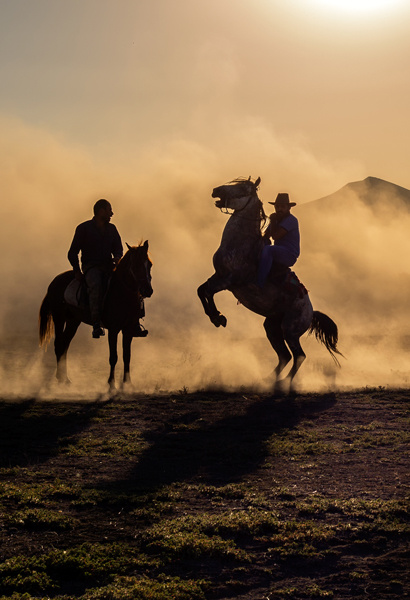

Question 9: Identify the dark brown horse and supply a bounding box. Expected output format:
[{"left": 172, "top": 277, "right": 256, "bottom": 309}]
[{"left": 39, "top": 241, "right": 153, "bottom": 389}]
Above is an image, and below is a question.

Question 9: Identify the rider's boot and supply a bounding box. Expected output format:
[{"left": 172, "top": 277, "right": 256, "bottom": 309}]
[{"left": 92, "top": 322, "right": 105, "bottom": 338}]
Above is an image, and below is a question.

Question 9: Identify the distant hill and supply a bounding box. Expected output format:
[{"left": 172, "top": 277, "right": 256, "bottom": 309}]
[
  {"left": 291, "top": 177, "right": 410, "bottom": 324},
  {"left": 299, "top": 176, "right": 410, "bottom": 215}
]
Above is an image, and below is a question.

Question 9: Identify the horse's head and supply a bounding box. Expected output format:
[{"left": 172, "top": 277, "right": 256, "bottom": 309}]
[
  {"left": 120, "top": 240, "right": 153, "bottom": 298},
  {"left": 212, "top": 176, "right": 261, "bottom": 211}
]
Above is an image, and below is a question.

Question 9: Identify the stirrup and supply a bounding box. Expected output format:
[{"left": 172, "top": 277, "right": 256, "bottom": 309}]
[
  {"left": 92, "top": 325, "right": 105, "bottom": 339},
  {"left": 133, "top": 323, "right": 148, "bottom": 337}
]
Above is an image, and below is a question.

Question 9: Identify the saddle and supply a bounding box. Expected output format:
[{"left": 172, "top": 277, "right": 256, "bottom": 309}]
[
  {"left": 267, "top": 261, "right": 290, "bottom": 285},
  {"left": 282, "top": 270, "right": 308, "bottom": 298},
  {"left": 63, "top": 278, "right": 146, "bottom": 318},
  {"left": 268, "top": 263, "right": 308, "bottom": 299},
  {"left": 63, "top": 279, "right": 89, "bottom": 309}
]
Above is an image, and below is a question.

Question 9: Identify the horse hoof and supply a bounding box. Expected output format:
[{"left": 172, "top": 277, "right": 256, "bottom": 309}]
[
  {"left": 211, "top": 313, "right": 227, "bottom": 328},
  {"left": 272, "top": 379, "right": 287, "bottom": 397},
  {"left": 122, "top": 375, "right": 132, "bottom": 388}
]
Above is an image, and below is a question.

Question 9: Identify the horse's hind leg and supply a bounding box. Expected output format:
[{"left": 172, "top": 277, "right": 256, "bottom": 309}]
[
  {"left": 54, "top": 315, "right": 67, "bottom": 383},
  {"left": 263, "top": 317, "right": 292, "bottom": 393},
  {"left": 54, "top": 316, "right": 80, "bottom": 384},
  {"left": 197, "top": 273, "right": 229, "bottom": 327},
  {"left": 282, "top": 322, "right": 308, "bottom": 393},
  {"left": 283, "top": 335, "right": 306, "bottom": 393},
  {"left": 281, "top": 304, "right": 311, "bottom": 392}
]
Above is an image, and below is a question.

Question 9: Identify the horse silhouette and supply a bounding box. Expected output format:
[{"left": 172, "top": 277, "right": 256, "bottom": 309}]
[
  {"left": 197, "top": 177, "right": 342, "bottom": 392},
  {"left": 39, "top": 241, "right": 153, "bottom": 389}
]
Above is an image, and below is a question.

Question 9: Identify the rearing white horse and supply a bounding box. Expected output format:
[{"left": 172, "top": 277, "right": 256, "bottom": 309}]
[{"left": 197, "top": 176, "right": 342, "bottom": 392}]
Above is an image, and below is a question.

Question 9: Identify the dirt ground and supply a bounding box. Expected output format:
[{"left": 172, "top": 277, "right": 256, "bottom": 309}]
[{"left": 0, "top": 387, "right": 408, "bottom": 599}]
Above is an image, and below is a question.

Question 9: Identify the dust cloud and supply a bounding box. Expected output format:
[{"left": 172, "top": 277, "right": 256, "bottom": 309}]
[
  {"left": 1, "top": 116, "right": 409, "bottom": 398},
  {"left": 297, "top": 180, "right": 410, "bottom": 389}
]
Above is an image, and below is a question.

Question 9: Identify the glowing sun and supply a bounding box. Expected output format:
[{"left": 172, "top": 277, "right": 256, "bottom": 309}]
[{"left": 313, "top": 0, "right": 404, "bottom": 13}]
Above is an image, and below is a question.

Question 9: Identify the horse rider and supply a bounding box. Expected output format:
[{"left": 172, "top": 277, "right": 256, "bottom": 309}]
[
  {"left": 257, "top": 193, "right": 300, "bottom": 287},
  {"left": 68, "top": 199, "right": 147, "bottom": 339}
]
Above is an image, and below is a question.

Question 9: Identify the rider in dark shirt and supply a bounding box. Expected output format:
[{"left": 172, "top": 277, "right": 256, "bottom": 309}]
[
  {"left": 68, "top": 199, "right": 122, "bottom": 338},
  {"left": 68, "top": 199, "right": 147, "bottom": 339},
  {"left": 68, "top": 214, "right": 123, "bottom": 275}
]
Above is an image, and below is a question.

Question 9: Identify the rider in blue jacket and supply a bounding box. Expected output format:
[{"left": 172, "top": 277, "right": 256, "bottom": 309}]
[{"left": 257, "top": 193, "right": 300, "bottom": 287}]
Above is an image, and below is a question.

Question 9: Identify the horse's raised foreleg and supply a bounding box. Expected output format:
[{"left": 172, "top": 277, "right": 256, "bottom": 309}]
[
  {"left": 197, "top": 273, "right": 229, "bottom": 327},
  {"left": 108, "top": 329, "right": 119, "bottom": 390},
  {"left": 122, "top": 330, "right": 133, "bottom": 386},
  {"left": 263, "top": 316, "right": 292, "bottom": 394}
]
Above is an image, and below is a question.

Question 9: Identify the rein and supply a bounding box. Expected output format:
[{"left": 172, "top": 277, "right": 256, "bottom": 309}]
[
  {"left": 219, "top": 194, "right": 253, "bottom": 215},
  {"left": 113, "top": 259, "right": 147, "bottom": 298},
  {"left": 110, "top": 271, "right": 141, "bottom": 300},
  {"left": 219, "top": 195, "right": 267, "bottom": 227}
]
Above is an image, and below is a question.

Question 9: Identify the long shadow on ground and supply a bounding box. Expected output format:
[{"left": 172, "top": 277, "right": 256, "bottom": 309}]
[
  {"left": 0, "top": 399, "right": 103, "bottom": 468},
  {"left": 105, "top": 392, "right": 337, "bottom": 492}
]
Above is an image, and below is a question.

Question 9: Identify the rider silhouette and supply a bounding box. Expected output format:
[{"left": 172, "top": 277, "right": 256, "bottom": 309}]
[
  {"left": 257, "top": 193, "right": 300, "bottom": 287},
  {"left": 68, "top": 199, "right": 147, "bottom": 339}
]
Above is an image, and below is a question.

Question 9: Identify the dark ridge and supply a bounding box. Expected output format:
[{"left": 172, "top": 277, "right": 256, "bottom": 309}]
[{"left": 299, "top": 176, "right": 410, "bottom": 211}]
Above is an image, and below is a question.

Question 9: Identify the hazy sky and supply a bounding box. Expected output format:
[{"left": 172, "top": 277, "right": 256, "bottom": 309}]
[{"left": 1, "top": 0, "right": 409, "bottom": 190}]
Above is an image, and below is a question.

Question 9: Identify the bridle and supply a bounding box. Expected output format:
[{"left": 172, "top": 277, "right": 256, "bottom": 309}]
[
  {"left": 219, "top": 189, "right": 267, "bottom": 227},
  {"left": 219, "top": 193, "right": 254, "bottom": 215},
  {"left": 116, "top": 252, "right": 152, "bottom": 298}
]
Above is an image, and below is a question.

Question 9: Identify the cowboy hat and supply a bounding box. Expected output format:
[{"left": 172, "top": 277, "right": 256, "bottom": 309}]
[{"left": 268, "top": 193, "right": 296, "bottom": 207}]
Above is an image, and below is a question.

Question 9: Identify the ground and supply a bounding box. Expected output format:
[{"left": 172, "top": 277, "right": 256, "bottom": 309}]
[{"left": 0, "top": 388, "right": 408, "bottom": 599}]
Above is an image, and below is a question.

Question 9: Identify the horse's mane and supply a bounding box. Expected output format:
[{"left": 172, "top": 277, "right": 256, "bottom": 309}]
[
  {"left": 258, "top": 201, "right": 267, "bottom": 230},
  {"left": 227, "top": 176, "right": 260, "bottom": 191}
]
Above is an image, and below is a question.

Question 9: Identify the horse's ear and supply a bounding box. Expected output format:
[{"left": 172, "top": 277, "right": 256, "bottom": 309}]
[
  {"left": 126, "top": 242, "right": 132, "bottom": 251},
  {"left": 255, "top": 176, "right": 261, "bottom": 188},
  {"left": 143, "top": 240, "right": 149, "bottom": 250}
]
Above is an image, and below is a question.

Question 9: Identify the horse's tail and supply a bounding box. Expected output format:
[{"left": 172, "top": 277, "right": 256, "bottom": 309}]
[
  {"left": 308, "top": 310, "right": 344, "bottom": 366},
  {"left": 39, "top": 292, "right": 53, "bottom": 347}
]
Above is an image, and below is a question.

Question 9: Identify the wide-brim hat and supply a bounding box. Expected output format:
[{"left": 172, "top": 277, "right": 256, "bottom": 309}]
[{"left": 268, "top": 192, "right": 296, "bottom": 207}]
